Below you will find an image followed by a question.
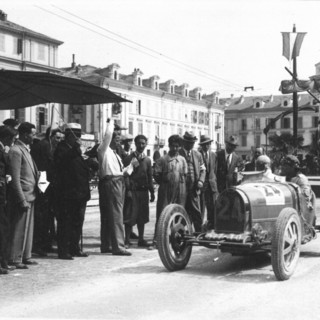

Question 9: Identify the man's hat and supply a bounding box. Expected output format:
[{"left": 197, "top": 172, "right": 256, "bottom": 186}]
[
  {"left": 182, "top": 131, "right": 197, "bottom": 142},
  {"left": 121, "top": 133, "right": 133, "bottom": 141},
  {"left": 225, "top": 135, "right": 238, "bottom": 146},
  {"left": 199, "top": 134, "right": 213, "bottom": 145},
  {"left": 65, "top": 123, "right": 82, "bottom": 136}
]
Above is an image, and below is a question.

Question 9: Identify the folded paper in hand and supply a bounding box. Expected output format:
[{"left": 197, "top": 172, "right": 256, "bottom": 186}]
[{"left": 38, "top": 171, "right": 50, "bottom": 193}]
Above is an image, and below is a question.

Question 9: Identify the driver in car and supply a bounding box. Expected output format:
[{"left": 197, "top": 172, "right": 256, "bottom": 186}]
[{"left": 280, "top": 155, "right": 316, "bottom": 242}]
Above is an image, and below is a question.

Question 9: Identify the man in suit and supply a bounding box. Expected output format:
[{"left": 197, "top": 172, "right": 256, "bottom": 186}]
[
  {"left": 179, "top": 131, "right": 206, "bottom": 232},
  {"left": 54, "top": 123, "right": 91, "bottom": 260},
  {"left": 0, "top": 125, "right": 17, "bottom": 273},
  {"left": 8, "top": 122, "right": 39, "bottom": 269},
  {"left": 198, "top": 135, "right": 218, "bottom": 228},
  {"left": 216, "top": 135, "right": 241, "bottom": 193}
]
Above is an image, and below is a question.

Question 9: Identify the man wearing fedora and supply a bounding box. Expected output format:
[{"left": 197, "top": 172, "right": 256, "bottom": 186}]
[
  {"left": 216, "top": 135, "right": 241, "bottom": 193},
  {"left": 54, "top": 123, "right": 91, "bottom": 260},
  {"left": 179, "top": 131, "right": 206, "bottom": 232},
  {"left": 198, "top": 135, "right": 217, "bottom": 227}
]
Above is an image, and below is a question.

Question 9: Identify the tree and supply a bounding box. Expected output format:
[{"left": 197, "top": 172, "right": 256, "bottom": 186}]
[{"left": 267, "top": 132, "right": 304, "bottom": 171}]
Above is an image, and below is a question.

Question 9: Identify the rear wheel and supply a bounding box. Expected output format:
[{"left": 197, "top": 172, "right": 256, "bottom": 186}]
[
  {"left": 157, "top": 204, "right": 193, "bottom": 271},
  {"left": 271, "top": 208, "right": 301, "bottom": 281}
]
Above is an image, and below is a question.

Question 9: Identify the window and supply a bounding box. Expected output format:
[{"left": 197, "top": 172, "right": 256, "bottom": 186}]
[
  {"left": 138, "top": 122, "right": 143, "bottom": 134},
  {"left": 256, "top": 135, "right": 261, "bottom": 147},
  {"left": 155, "top": 82, "right": 158, "bottom": 90},
  {"left": 0, "top": 34, "right": 5, "bottom": 52},
  {"left": 198, "top": 112, "right": 204, "bottom": 124},
  {"left": 136, "top": 100, "right": 141, "bottom": 115},
  {"left": 38, "top": 44, "right": 45, "bottom": 61},
  {"left": 198, "top": 93, "right": 201, "bottom": 100},
  {"left": 36, "top": 107, "right": 47, "bottom": 132},
  {"left": 185, "top": 89, "right": 188, "bottom": 97},
  {"left": 241, "top": 135, "right": 247, "bottom": 147},
  {"left": 204, "top": 113, "right": 209, "bottom": 126},
  {"left": 128, "top": 121, "right": 133, "bottom": 135},
  {"left": 267, "top": 118, "right": 275, "bottom": 129},
  {"left": 241, "top": 119, "right": 247, "bottom": 131},
  {"left": 191, "top": 111, "right": 197, "bottom": 123},
  {"left": 255, "top": 118, "right": 260, "bottom": 130},
  {"left": 313, "top": 116, "right": 319, "bottom": 127},
  {"left": 217, "top": 132, "right": 220, "bottom": 144},
  {"left": 13, "top": 38, "right": 22, "bottom": 55},
  {"left": 281, "top": 117, "right": 290, "bottom": 129},
  {"left": 114, "top": 70, "right": 118, "bottom": 80},
  {"left": 298, "top": 117, "right": 303, "bottom": 129},
  {"left": 255, "top": 102, "right": 260, "bottom": 108},
  {"left": 147, "top": 149, "right": 151, "bottom": 157},
  {"left": 138, "top": 77, "right": 141, "bottom": 86},
  {"left": 170, "top": 86, "right": 174, "bottom": 94},
  {"left": 283, "top": 100, "right": 288, "bottom": 107}
]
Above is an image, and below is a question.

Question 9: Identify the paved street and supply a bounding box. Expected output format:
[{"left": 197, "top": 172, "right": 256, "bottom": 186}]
[{"left": 1, "top": 192, "right": 320, "bottom": 319}]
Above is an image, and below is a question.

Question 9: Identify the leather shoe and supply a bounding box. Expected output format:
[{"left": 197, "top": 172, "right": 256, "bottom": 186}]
[
  {"left": 112, "top": 250, "right": 132, "bottom": 256},
  {"left": 12, "top": 263, "right": 28, "bottom": 269},
  {"left": 22, "top": 260, "right": 38, "bottom": 265},
  {"left": 138, "top": 239, "right": 149, "bottom": 247},
  {"left": 72, "top": 251, "right": 89, "bottom": 257},
  {"left": 0, "top": 267, "right": 9, "bottom": 274},
  {"left": 1, "top": 264, "right": 16, "bottom": 271},
  {"left": 58, "top": 254, "right": 74, "bottom": 260}
]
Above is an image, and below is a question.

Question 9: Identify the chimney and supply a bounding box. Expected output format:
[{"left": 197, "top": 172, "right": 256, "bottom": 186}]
[
  {"left": 71, "top": 54, "right": 76, "bottom": 69},
  {"left": 0, "top": 10, "right": 7, "bottom": 21}
]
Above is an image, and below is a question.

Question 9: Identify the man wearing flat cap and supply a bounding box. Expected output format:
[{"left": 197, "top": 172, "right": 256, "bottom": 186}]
[
  {"left": 54, "top": 123, "right": 91, "bottom": 259},
  {"left": 179, "top": 131, "right": 206, "bottom": 232},
  {"left": 199, "top": 135, "right": 217, "bottom": 227},
  {"left": 216, "top": 135, "right": 241, "bottom": 193}
]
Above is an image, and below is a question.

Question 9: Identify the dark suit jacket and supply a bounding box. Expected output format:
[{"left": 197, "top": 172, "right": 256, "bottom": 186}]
[
  {"left": 200, "top": 150, "right": 217, "bottom": 193},
  {"left": 8, "top": 140, "right": 39, "bottom": 207},
  {"left": 216, "top": 149, "right": 241, "bottom": 193},
  {"left": 54, "top": 141, "right": 90, "bottom": 202},
  {"left": 179, "top": 149, "right": 206, "bottom": 188},
  {"left": 0, "top": 144, "right": 8, "bottom": 204}
]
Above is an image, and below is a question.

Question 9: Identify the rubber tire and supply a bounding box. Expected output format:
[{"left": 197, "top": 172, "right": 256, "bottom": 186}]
[
  {"left": 157, "top": 204, "right": 193, "bottom": 271},
  {"left": 271, "top": 208, "right": 301, "bottom": 281}
]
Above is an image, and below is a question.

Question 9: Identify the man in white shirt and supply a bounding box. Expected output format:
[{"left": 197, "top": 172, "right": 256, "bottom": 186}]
[{"left": 97, "top": 119, "right": 131, "bottom": 256}]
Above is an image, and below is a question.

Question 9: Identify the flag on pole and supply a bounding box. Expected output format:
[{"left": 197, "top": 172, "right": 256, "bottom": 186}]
[{"left": 281, "top": 32, "right": 306, "bottom": 61}]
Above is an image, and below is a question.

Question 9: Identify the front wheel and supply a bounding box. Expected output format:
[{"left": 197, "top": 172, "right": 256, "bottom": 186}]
[
  {"left": 157, "top": 204, "right": 193, "bottom": 271},
  {"left": 271, "top": 208, "right": 301, "bottom": 281}
]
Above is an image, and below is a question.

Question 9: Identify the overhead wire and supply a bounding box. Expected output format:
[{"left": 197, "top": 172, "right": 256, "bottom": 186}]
[
  {"left": 35, "top": 5, "right": 244, "bottom": 91},
  {"left": 51, "top": 5, "right": 244, "bottom": 90}
]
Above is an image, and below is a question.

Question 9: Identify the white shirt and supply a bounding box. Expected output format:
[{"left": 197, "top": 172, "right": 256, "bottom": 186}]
[{"left": 97, "top": 120, "right": 123, "bottom": 177}]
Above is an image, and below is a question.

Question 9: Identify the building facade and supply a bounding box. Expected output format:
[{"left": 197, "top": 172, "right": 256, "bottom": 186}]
[
  {"left": 222, "top": 93, "right": 319, "bottom": 159},
  {"left": 0, "top": 10, "right": 63, "bottom": 130},
  {"left": 61, "top": 61, "right": 225, "bottom": 157}
]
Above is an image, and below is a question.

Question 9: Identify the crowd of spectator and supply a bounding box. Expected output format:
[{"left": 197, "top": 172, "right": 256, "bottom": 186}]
[{"left": 0, "top": 116, "right": 316, "bottom": 275}]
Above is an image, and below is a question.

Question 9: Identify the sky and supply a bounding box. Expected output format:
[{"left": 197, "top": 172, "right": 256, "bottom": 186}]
[{"left": 2, "top": 0, "right": 320, "bottom": 98}]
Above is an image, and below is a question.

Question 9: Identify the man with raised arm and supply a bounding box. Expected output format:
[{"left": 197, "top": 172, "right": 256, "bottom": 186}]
[{"left": 97, "top": 119, "right": 131, "bottom": 256}]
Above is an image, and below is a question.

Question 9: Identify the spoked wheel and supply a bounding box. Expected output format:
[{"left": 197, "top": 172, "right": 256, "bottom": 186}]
[
  {"left": 156, "top": 204, "right": 193, "bottom": 271},
  {"left": 271, "top": 208, "right": 301, "bottom": 281}
]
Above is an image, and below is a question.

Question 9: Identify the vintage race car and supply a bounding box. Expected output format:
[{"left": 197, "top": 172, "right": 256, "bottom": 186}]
[{"left": 156, "top": 172, "right": 318, "bottom": 281}]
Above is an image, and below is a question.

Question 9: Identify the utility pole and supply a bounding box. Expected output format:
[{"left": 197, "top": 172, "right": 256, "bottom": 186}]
[{"left": 292, "top": 24, "right": 298, "bottom": 154}]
